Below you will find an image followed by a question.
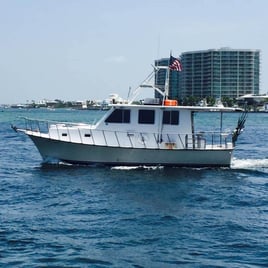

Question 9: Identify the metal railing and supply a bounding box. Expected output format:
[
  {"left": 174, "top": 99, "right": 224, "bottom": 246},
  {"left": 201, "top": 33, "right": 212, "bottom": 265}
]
[{"left": 20, "top": 117, "right": 233, "bottom": 150}]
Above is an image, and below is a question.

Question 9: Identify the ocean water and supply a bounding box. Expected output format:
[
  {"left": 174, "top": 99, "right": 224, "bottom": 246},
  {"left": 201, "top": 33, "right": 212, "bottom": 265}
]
[{"left": 0, "top": 108, "right": 268, "bottom": 267}]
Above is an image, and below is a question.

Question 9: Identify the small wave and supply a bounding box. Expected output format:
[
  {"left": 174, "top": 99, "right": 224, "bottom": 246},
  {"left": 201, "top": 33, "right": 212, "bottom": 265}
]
[
  {"left": 231, "top": 158, "right": 268, "bottom": 170},
  {"left": 111, "top": 165, "right": 164, "bottom": 171},
  {"left": 41, "top": 162, "right": 72, "bottom": 169}
]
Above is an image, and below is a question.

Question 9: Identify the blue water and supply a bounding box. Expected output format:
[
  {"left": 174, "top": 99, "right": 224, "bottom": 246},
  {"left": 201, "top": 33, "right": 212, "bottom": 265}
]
[{"left": 1, "top": 108, "right": 268, "bottom": 267}]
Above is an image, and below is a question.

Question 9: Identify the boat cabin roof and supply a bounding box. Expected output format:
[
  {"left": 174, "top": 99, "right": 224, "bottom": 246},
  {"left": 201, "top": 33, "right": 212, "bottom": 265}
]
[{"left": 110, "top": 103, "right": 241, "bottom": 113}]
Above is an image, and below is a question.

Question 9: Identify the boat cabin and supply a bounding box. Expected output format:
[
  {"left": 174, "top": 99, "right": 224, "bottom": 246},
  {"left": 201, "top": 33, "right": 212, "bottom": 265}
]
[
  {"left": 97, "top": 104, "right": 192, "bottom": 133},
  {"left": 93, "top": 104, "right": 194, "bottom": 149}
]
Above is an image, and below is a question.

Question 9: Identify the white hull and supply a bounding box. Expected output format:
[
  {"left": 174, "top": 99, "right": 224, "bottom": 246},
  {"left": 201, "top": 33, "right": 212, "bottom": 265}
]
[{"left": 29, "top": 134, "right": 233, "bottom": 167}]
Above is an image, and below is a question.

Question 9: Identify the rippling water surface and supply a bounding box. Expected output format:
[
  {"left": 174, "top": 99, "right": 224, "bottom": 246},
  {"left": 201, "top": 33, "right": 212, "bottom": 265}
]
[{"left": 1, "top": 109, "right": 268, "bottom": 267}]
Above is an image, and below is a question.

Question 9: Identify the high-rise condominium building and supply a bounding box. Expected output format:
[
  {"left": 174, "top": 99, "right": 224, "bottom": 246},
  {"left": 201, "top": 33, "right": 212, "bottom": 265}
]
[{"left": 155, "top": 48, "right": 260, "bottom": 100}]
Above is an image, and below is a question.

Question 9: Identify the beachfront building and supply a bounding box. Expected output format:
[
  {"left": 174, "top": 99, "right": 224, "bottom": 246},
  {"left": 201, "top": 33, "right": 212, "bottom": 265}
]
[{"left": 155, "top": 48, "right": 260, "bottom": 101}]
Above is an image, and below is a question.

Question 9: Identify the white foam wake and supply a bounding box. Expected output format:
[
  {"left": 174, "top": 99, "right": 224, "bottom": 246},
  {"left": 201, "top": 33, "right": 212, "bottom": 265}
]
[
  {"left": 231, "top": 158, "right": 268, "bottom": 170},
  {"left": 111, "top": 165, "right": 164, "bottom": 171}
]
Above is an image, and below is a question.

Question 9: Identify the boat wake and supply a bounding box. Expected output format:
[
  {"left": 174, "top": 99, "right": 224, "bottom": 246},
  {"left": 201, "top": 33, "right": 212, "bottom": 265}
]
[
  {"left": 111, "top": 159, "right": 268, "bottom": 172},
  {"left": 41, "top": 159, "right": 268, "bottom": 174},
  {"left": 231, "top": 158, "right": 268, "bottom": 171},
  {"left": 111, "top": 165, "right": 164, "bottom": 171}
]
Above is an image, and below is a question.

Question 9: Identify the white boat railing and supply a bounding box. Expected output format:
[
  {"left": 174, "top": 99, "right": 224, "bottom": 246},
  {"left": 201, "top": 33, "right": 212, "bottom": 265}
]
[{"left": 20, "top": 118, "right": 234, "bottom": 150}]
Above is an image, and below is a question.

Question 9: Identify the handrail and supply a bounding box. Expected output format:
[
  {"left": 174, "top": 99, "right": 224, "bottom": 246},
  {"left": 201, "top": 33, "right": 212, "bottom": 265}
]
[
  {"left": 20, "top": 116, "right": 95, "bottom": 128},
  {"left": 20, "top": 117, "right": 233, "bottom": 150}
]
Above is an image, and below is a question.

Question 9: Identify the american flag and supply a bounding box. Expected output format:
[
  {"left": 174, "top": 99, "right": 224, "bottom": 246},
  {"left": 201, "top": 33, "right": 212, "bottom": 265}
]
[{"left": 169, "top": 55, "right": 182, "bottom": 71}]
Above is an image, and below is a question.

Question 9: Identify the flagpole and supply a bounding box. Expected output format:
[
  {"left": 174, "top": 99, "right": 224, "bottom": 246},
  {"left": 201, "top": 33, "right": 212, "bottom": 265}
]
[
  {"left": 164, "top": 52, "right": 172, "bottom": 100},
  {"left": 164, "top": 67, "right": 170, "bottom": 99}
]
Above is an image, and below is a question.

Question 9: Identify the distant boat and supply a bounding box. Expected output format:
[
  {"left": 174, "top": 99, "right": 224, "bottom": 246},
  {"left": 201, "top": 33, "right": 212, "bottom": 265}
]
[
  {"left": 215, "top": 99, "right": 224, "bottom": 108},
  {"left": 198, "top": 99, "right": 207, "bottom": 107},
  {"left": 13, "top": 60, "right": 247, "bottom": 167}
]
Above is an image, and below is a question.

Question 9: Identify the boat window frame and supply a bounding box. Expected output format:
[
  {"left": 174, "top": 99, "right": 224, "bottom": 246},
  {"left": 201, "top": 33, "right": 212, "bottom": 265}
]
[
  {"left": 162, "top": 110, "right": 179, "bottom": 125},
  {"left": 138, "top": 109, "right": 155, "bottom": 124},
  {"left": 105, "top": 108, "right": 131, "bottom": 124}
]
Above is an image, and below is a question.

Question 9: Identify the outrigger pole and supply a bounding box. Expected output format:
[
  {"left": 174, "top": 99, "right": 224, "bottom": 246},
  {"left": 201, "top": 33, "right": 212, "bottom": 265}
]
[{"left": 232, "top": 109, "right": 248, "bottom": 145}]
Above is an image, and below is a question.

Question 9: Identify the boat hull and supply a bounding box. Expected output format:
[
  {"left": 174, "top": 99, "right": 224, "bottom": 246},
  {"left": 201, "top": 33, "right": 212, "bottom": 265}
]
[{"left": 28, "top": 134, "right": 233, "bottom": 167}]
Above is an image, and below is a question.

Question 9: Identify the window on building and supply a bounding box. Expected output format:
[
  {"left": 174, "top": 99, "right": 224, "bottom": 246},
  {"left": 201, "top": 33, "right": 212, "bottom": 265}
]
[
  {"left": 105, "top": 109, "right": 130, "bottom": 123},
  {"left": 163, "top": 110, "right": 179, "bottom": 125},
  {"left": 138, "top": 110, "right": 155, "bottom": 124}
]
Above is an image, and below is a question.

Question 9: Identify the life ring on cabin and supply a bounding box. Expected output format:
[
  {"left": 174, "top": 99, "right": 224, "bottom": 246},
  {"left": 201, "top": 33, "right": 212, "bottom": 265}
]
[{"left": 164, "top": 99, "right": 178, "bottom": 106}]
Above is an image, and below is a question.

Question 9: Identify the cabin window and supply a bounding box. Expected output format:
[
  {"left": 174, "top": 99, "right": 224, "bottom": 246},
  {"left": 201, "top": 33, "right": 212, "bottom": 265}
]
[
  {"left": 163, "top": 111, "right": 179, "bottom": 125},
  {"left": 138, "top": 110, "right": 155, "bottom": 124},
  {"left": 105, "top": 109, "right": 130, "bottom": 123}
]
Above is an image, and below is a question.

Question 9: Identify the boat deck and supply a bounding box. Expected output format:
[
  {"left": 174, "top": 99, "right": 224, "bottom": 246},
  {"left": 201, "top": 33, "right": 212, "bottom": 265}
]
[{"left": 22, "top": 123, "right": 234, "bottom": 151}]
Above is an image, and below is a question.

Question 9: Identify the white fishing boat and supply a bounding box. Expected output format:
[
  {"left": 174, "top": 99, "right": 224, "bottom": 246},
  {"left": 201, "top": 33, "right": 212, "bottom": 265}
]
[{"left": 12, "top": 58, "right": 247, "bottom": 167}]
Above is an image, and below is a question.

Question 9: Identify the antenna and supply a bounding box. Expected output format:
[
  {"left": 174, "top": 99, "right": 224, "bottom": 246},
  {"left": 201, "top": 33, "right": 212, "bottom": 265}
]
[{"left": 127, "top": 86, "right": 131, "bottom": 101}]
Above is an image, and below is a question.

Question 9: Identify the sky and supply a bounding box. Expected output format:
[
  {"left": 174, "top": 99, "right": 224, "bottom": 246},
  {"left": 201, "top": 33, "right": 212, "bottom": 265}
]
[{"left": 0, "top": 0, "right": 267, "bottom": 104}]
